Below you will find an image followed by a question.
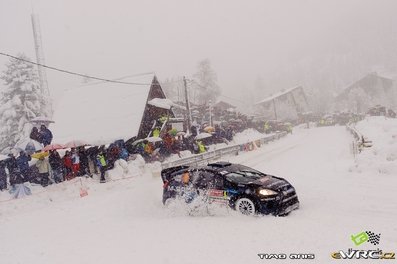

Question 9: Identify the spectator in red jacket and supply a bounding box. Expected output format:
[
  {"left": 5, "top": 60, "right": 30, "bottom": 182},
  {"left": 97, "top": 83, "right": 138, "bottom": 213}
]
[{"left": 63, "top": 151, "right": 73, "bottom": 180}]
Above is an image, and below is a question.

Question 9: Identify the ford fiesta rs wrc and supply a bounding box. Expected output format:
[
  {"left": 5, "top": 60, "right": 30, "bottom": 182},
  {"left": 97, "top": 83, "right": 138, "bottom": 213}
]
[{"left": 161, "top": 161, "right": 299, "bottom": 216}]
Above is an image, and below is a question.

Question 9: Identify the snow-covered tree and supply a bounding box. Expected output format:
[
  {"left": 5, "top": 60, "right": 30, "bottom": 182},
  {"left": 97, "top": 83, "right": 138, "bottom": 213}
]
[
  {"left": 0, "top": 53, "right": 45, "bottom": 150},
  {"left": 193, "top": 59, "right": 220, "bottom": 105}
]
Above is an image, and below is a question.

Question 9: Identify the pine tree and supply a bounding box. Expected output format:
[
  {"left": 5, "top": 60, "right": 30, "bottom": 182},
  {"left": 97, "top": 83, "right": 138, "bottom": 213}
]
[
  {"left": 0, "top": 53, "right": 45, "bottom": 150},
  {"left": 193, "top": 59, "right": 221, "bottom": 105}
]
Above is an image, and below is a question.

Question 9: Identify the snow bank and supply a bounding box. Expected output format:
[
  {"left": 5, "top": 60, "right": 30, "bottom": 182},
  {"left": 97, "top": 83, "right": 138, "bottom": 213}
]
[
  {"left": 350, "top": 116, "right": 397, "bottom": 175},
  {"left": 0, "top": 125, "right": 396, "bottom": 264},
  {"left": 231, "top": 128, "right": 268, "bottom": 144}
]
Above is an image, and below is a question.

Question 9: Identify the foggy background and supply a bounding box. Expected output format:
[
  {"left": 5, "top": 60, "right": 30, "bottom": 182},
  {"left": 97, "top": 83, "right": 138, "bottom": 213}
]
[{"left": 1, "top": 0, "right": 397, "bottom": 112}]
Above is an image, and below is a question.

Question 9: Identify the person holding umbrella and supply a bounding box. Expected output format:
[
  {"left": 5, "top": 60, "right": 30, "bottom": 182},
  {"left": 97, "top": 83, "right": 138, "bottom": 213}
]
[
  {"left": 78, "top": 146, "right": 91, "bottom": 177},
  {"left": 29, "top": 127, "right": 42, "bottom": 143},
  {"left": 16, "top": 151, "right": 31, "bottom": 182},
  {"left": 0, "top": 160, "right": 8, "bottom": 190},
  {"left": 86, "top": 146, "right": 99, "bottom": 175},
  {"left": 5, "top": 153, "right": 21, "bottom": 187},
  {"left": 71, "top": 148, "right": 80, "bottom": 177},
  {"left": 49, "top": 150, "right": 64, "bottom": 183},
  {"left": 39, "top": 125, "right": 53, "bottom": 147},
  {"left": 35, "top": 156, "right": 50, "bottom": 187},
  {"left": 62, "top": 151, "right": 73, "bottom": 180}
]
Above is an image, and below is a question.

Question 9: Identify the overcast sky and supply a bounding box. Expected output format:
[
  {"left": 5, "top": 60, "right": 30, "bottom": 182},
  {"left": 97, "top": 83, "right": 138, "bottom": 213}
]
[{"left": 1, "top": 0, "right": 397, "bottom": 106}]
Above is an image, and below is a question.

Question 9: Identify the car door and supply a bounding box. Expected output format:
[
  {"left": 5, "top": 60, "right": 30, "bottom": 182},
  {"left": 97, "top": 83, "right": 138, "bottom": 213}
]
[{"left": 206, "top": 172, "right": 229, "bottom": 205}]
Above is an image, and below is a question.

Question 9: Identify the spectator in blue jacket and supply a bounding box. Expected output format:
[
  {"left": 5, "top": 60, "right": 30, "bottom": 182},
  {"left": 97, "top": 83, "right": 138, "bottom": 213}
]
[
  {"left": 49, "top": 150, "right": 64, "bottom": 183},
  {"left": 40, "top": 125, "right": 53, "bottom": 146},
  {"left": 16, "top": 151, "right": 31, "bottom": 182},
  {"left": 6, "top": 154, "right": 21, "bottom": 186},
  {"left": 0, "top": 161, "right": 8, "bottom": 190}
]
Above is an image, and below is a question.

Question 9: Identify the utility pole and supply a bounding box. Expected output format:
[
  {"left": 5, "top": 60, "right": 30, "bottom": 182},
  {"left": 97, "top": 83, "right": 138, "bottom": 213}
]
[
  {"left": 272, "top": 99, "right": 278, "bottom": 120},
  {"left": 209, "top": 100, "right": 212, "bottom": 127},
  {"left": 183, "top": 76, "right": 192, "bottom": 132},
  {"left": 31, "top": 13, "right": 52, "bottom": 118}
]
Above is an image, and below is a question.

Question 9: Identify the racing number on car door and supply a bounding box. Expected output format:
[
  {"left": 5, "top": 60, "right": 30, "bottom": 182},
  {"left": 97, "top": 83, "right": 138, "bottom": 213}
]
[
  {"left": 208, "top": 189, "right": 228, "bottom": 204},
  {"left": 208, "top": 173, "right": 229, "bottom": 204}
]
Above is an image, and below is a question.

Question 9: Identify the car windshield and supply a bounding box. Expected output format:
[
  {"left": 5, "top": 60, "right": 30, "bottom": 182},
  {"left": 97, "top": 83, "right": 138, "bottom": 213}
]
[{"left": 225, "top": 170, "right": 264, "bottom": 183}]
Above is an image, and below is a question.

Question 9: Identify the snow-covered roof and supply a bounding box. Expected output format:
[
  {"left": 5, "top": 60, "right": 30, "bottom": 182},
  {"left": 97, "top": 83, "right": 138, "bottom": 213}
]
[
  {"left": 147, "top": 98, "right": 186, "bottom": 110},
  {"left": 51, "top": 75, "right": 156, "bottom": 145},
  {"left": 213, "top": 100, "right": 236, "bottom": 109},
  {"left": 255, "top": 86, "right": 302, "bottom": 105},
  {"left": 336, "top": 72, "right": 394, "bottom": 99}
]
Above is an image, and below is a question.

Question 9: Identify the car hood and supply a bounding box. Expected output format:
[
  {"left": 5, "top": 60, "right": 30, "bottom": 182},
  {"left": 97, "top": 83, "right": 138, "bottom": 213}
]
[{"left": 251, "top": 176, "right": 289, "bottom": 190}]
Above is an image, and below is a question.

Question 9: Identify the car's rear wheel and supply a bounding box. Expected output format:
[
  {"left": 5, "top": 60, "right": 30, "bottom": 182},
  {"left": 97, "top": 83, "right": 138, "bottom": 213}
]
[{"left": 235, "top": 198, "right": 256, "bottom": 216}]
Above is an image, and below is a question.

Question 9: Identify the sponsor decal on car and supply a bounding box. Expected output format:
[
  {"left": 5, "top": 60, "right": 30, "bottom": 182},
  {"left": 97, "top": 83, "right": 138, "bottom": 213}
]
[
  {"left": 207, "top": 189, "right": 228, "bottom": 204},
  {"left": 207, "top": 189, "right": 240, "bottom": 204}
]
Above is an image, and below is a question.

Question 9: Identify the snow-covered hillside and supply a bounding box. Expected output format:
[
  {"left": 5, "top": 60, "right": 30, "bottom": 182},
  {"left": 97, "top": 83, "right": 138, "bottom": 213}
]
[{"left": 0, "top": 119, "right": 396, "bottom": 264}]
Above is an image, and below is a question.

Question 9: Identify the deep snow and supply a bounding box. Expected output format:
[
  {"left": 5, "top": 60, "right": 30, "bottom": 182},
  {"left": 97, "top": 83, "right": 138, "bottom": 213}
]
[{"left": 0, "top": 119, "right": 396, "bottom": 264}]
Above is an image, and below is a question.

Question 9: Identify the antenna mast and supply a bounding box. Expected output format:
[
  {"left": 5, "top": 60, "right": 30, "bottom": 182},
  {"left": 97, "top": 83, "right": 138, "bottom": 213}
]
[{"left": 31, "top": 13, "right": 53, "bottom": 118}]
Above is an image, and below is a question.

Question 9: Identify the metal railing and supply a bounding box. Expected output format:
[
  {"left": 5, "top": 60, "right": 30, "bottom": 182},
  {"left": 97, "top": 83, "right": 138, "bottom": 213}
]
[
  {"left": 161, "top": 131, "right": 289, "bottom": 169},
  {"left": 346, "top": 122, "right": 372, "bottom": 156}
]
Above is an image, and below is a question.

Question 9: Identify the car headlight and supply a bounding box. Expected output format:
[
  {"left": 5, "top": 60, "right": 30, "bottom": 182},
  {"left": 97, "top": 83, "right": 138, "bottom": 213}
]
[{"left": 258, "top": 189, "right": 278, "bottom": 196}]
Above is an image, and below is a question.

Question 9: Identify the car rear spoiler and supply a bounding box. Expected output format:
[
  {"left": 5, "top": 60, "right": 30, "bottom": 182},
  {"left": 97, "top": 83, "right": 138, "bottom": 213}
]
[{"left": 160, "top": 165, "right": 190, "bottom": 183}]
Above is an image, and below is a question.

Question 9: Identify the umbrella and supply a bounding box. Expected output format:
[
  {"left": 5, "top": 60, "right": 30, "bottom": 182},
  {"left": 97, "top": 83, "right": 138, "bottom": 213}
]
[
  {"left": 65, "top": 140, "right": 88, "bottom": 148},
  {"left": 195, "top": 132, "right": 212, "bottom": 140},
  {"left": 31, "top": 151, "right": 49, "bottom": 159},
  {"left": 203, "top": 126, "right": 215, "bottom": 133},
  {"left": 30, "top": 116, "right": 55, "bottom": 123},
  {"left": 42, "top": 144, "right": 65, "bottom": 151},
  {"left": 145, "top": 136, "right": 163, "bottom": 143},
  {"left": 131, "top": 139, "right": 145, "bottom": 145},
  {"left": 15, "top": 139, "right": 42, "bottom": 154}
]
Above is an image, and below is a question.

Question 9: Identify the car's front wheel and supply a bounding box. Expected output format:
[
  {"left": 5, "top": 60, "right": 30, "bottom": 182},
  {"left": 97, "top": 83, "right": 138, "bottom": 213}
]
[{"left": 235, "top": 198, "right": 256, "bottom": 216}]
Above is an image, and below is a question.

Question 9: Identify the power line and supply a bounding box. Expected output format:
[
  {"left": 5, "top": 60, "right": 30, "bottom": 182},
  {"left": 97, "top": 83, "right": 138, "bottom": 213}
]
[
  {"left": 0, "top": 52, "right": 152, "bottom": 86},
  {"left": 79, "top": 72, "right": 155, "bottom": 87}
]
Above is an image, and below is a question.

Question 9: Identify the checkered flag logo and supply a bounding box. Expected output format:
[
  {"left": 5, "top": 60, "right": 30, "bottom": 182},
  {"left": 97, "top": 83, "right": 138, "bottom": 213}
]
[{"left": 365, "top": 231, "right": 381, "bottom": 245}]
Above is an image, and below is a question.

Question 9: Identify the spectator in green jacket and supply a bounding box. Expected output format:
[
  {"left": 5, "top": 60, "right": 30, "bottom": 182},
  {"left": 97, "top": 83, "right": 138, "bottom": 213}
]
[{"left": 96, "top": 151, "right": 107, "bottom": 183}]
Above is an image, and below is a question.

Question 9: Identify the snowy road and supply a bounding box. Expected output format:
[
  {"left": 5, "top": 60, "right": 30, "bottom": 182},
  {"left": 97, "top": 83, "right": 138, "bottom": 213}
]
[{"left": 1, "top": 126, "right": 396, "bottom": 264}]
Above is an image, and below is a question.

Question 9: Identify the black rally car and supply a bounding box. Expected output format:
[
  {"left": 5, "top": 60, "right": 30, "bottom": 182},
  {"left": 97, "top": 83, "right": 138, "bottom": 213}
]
[{"left": 161, "top": 162, "right": 299, "bottom": 216}]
